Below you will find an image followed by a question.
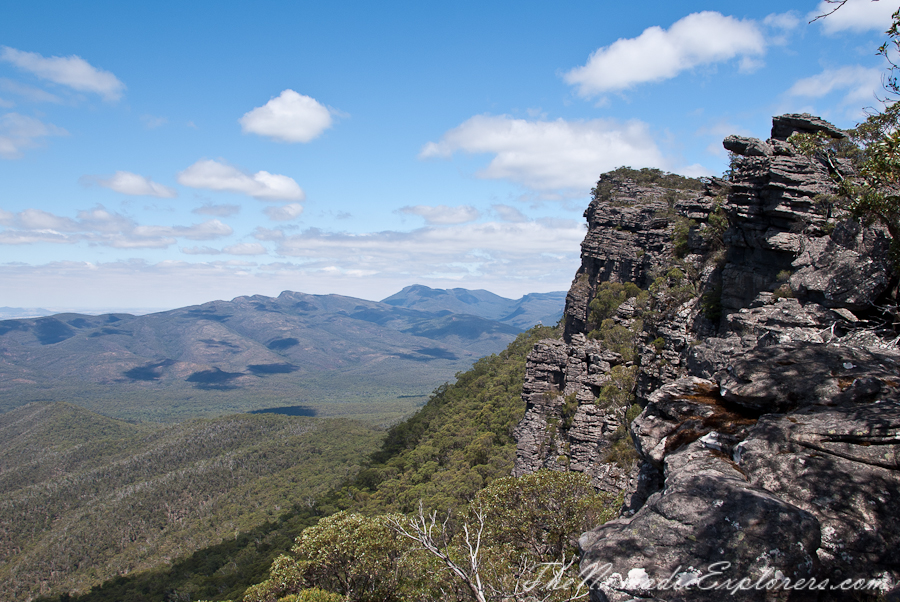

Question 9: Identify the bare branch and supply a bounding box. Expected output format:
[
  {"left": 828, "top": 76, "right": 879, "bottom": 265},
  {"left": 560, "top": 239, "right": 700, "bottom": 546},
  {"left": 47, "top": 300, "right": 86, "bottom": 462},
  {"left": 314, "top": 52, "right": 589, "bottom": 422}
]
[{"left": 809, "top": 0, "right": 850, "bottom": 24}]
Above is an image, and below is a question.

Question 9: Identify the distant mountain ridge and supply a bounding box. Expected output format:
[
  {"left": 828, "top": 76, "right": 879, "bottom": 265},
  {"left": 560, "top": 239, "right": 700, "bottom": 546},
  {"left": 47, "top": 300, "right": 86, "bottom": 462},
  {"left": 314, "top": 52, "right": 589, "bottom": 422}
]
[
  {"left": 381, "top": 285, "right": 566, "bottom": 329},
  {"left": 0, "top": 286, "right": 565, "bottom": 422}
]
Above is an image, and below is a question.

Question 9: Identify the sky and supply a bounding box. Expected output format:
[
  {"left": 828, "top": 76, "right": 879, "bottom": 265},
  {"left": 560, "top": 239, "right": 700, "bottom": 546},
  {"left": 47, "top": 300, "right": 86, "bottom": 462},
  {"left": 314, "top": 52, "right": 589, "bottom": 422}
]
[{"left": 0, "top": 0, "right": 897, "bottom": 311}]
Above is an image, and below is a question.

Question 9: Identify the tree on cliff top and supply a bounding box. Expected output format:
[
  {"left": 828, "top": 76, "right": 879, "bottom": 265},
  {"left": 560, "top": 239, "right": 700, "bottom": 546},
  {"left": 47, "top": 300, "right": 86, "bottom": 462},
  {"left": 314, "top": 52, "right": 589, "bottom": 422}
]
[{"left": 791, "top": 5, "right": 900, "bottom": 258}]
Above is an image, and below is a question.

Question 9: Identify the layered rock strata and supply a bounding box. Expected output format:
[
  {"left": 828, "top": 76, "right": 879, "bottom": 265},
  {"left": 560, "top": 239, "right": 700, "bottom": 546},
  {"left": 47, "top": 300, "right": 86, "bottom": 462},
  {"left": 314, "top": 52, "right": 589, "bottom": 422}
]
[{"left": 512, "top": 114, "right": 900, "bottom": 601}]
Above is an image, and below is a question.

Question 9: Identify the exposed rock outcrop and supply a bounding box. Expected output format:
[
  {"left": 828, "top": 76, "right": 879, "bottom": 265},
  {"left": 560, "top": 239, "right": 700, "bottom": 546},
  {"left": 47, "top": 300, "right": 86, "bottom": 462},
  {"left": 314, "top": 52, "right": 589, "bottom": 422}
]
[{"left": 512, "top": 114, "right": 900, "bottom": 600}]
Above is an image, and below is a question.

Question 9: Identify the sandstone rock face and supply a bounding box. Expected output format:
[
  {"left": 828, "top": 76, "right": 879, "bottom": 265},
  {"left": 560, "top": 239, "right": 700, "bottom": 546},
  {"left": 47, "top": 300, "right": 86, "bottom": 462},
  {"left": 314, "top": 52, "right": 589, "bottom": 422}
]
[
  {"left": 511, "top": 114, "right": 900, "bottom": 601},
  {"left": 512, "top": 334, "right": 636, "bottom": 493},
  {"left": 563, "top": 179, "right": 716, "bottom": 340},
  {"left": 721, "top": 140, "right": 836, "bottom": 310},
  {"left": 790, "top": 219, "right": 894, "bottom": 310},
  {"left": 580, "top": 441, "right": 822, "bottom": 602}
]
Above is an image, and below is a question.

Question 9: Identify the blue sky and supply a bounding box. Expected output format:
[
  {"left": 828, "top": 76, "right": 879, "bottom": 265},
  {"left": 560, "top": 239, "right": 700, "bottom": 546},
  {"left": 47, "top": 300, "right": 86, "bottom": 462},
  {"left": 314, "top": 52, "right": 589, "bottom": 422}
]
[{"left": 0, "top": 0, "right": 896, "bottom": 310}]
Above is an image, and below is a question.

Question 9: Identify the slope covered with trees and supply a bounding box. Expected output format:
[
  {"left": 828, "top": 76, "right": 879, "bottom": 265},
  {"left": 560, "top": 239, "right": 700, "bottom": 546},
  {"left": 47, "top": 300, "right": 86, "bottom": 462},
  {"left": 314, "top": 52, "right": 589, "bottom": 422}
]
[
  {"left": 1, "top": 404, "right": 382, "bottom": 601},
  {"left": 32, "top": 325, "right": 622, "bottom": 602}
]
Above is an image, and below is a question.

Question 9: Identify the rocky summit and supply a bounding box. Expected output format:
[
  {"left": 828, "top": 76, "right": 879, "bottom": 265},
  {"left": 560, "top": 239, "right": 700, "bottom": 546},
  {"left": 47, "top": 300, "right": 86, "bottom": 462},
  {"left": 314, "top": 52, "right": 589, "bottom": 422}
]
[{"left": 511, "top": 115, "right": 900, "bottom": 601}]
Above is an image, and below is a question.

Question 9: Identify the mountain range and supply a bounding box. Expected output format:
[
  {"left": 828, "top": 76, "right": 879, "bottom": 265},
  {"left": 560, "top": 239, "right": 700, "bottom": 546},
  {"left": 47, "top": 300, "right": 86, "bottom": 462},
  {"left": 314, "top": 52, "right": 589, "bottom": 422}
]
[{"left": 0, "top": 286, "right": 565, "bottom": 422}]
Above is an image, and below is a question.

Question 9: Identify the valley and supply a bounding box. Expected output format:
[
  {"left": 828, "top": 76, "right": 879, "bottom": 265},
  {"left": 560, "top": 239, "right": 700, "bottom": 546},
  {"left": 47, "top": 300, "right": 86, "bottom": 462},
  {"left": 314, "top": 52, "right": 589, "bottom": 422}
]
[{"left": 0, "top": 286, "right": 565, "bottom": 423}]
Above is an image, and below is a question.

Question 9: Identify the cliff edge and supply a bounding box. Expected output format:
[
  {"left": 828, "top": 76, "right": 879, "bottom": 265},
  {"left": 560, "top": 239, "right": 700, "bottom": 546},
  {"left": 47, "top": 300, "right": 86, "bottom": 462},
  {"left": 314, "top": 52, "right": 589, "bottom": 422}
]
[{"left": 512, "top": 114, "right": 900, "bottom": 601}]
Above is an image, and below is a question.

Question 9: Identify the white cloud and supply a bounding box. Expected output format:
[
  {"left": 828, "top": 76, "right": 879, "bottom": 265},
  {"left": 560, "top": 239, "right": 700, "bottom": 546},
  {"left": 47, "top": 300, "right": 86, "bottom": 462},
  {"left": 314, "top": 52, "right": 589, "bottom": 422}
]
[
  {"left": 108, "top": 235, "right": 176, "bottom": 249},
  {"left": 141, "top": 115, "right": 168, "bottom": 129},
  {"left": 0, "top": 46, "right": 125, "bottom": 101},
  {"left": 787, "top": 65, "right": 883, "bottom": 107},
  {"left": 0, "top": 219, "right": 584, "bottom": 307},
  {"left": 811, "top": 0, "right": 897, "bottom": 33},
  {"left": 763, "top": 11, "right": 802, "bottom": 31},
  {"left": 133, "top": 219, "right": 233, "bottom": 241},
  {"left": 564, "top": 12, "right": 766, "bottom": 96},
  {"left": 264, "top": 202, "right": 304, "bottom": 221},
  {"left": 0, "top": 78, "right": 63, "bottom": 103},
  {"left": 75, "top": 206, "right": 134, "bottom": 233},
  {"left": 17, "top": 208, "right": 81, "bottom": 231},
  {"left": 399, "top": 204, "right": 480, "bottom": 224},
  {"left": 182, "top": 246, "right": 222, "bottom": 255},
  {"left": 492, "top": 204, "right": 528, "bottom": 223},
  {"left": 193, "top": 203, "right": 241, "bottom": 217},
  {"left": 252, "top": 227, "right": 285, "bottom": 241},
  {"left": 421, "top": 115, "right": 668, "bottom": 194},
  {"left": 177, "top": 159, "right": 305, "bottom": 201},
  {"left": 0, "top": 230, "right": 76, "bottom": 244},
  {"left": 223, "top": 242, "right": 267, "bottom": 255},
  {"left": 239, "top": 89, "right": 333, "bottom": 143},
  {"left": 0, "top": 112, "right": 67, "bottom": 159},
  {"left": 87, "top": 171, "right": 177, "bottom": 198},
  {"left": 276, "top": 221, "right": 585, "bottom": 260},
  {"left": 0, "top": 206, "right": 232, "bottom": 248}
]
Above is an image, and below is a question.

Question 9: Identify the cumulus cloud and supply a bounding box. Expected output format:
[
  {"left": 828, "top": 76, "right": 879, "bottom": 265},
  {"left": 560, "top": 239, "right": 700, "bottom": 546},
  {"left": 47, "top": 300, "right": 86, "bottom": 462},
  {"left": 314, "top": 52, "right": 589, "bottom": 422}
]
[
  {"left": 0, "top": 112, "right": 67, "bottom": 159},
  {"left": 398, "top": 204, "right": 480, "bottom": 225},
  {"left": 252, "top": 227, "right": 285, "bottom": 241},
  {"left": 239, "top": 90, "right": 333, "bottom": 143},
  {"left": 811, "top": 0, "right": 897, "bottom": 33},
  {"left": 787, "top": 65, "right": 883, "bottom": 107},
  {"left": 421, "top": 115, "right": 668, "bottom": 193},
  {"left": 264, "top": 203, "right": 304, "bottom": 221},
  {"left": 177, "top": 159, "right": 305, "bottom": 201},
  {"left": 182, "top": 246, "right": 222, "bottom": 255},
  {"left": 193, "top": 203, "right": 241, "bottom": 217},
  {"left": 13, "top": 208, "right": 79, "bottom": 231},
  {"left": 492, "top": 204, "right": 528, "bottom": 223},
  {"left": 564, "top": 12, "right": 766, "bottom": 96},
  {"left": 84, "top": 171, "right": 177, "bottom": 198},
  {"left": 0, "top": 218, "right": 585, "bottom": 308},
  {"left": 763, "top": 11, "right": 802, "bottom": 31},
  {"left": 0, "top": 46, "right": 125, "bottom": 101},
  {"left": 223, "top": 242, "right": 267, "bottom": 255},
  {"left": 276, "top": 221, "right": 585, "bottom": 261},
  {"left": 0, "top": 206, "right": 232, "bottom": 248},
  {"left": 132, "top": 219, "right": 233, "bottom": 241}
]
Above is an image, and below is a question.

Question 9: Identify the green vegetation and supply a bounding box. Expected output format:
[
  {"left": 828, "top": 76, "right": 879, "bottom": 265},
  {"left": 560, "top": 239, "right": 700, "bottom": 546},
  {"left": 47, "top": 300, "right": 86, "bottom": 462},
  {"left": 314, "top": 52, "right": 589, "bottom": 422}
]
[
  {"left": 701, "top": 202, "right": 729, "bottom": 251},
  {"left": 603, "top": 403, "right": 642, "bottom": 468},
  {"left": 587, "top": 281, "right": 647, "bottom": 326},
  {"left": 595, "top": 365, "right": 639, "bottom": 409},
  {"left": 340, "top": 325, "right": 559, "bottom": 516},
  {"left": 591, "top": 167, "right": 703, "bottom": 204},
  {"left": 0, "top": 290, "right": 547, "bottom": 424},
  {"left": 29, "top": 325, "right": 561, "bottom": 602},
  {"left": 2, "top": 404, "right": 382, "bottom": 602},
  {"left": 672, "top": 216, "right": 697, "bottom": 258},
  {"left": 241, "top": 470, "right": 619, "bottom": 602}
]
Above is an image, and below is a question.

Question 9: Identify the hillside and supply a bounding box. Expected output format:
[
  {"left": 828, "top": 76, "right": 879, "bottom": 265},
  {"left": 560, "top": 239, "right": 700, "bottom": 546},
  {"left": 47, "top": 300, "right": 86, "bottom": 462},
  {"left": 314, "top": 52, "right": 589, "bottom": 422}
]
[
  {"left": 381, "top": 285, "right": 566, "bottom": 329},
  {"left": 0, "top": 288, "right": 558, "bottom": 422},
  {"left": 0, "top": 402, "right": 382, "bottom": 602},
  {"left": 29, "top": 325, "right": 565, "bottom": 602}
]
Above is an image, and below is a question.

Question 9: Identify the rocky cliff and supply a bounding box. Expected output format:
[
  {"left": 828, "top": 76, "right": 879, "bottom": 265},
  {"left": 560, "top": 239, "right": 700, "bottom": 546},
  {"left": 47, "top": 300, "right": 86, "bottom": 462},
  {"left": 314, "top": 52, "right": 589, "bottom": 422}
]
[{"left": 512, "top": 115, "right": 900, "bottom": 600}]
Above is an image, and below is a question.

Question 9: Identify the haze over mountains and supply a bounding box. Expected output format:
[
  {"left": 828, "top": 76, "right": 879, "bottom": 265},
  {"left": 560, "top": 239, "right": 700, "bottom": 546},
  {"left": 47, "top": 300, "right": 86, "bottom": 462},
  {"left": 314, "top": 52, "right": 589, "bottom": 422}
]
[{"left": 0, "top": 285, "right": 565, "bottom": 422}]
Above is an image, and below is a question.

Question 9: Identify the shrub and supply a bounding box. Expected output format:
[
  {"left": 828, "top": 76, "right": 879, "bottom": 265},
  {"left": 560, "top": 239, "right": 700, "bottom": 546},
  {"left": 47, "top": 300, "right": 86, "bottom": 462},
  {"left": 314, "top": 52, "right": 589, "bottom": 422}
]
[
  {"left": 672, "top": 217, "right": 696, "bottom": 258},
  {"left": 595, "top": 365, "right": 638, "bottom": 409}
]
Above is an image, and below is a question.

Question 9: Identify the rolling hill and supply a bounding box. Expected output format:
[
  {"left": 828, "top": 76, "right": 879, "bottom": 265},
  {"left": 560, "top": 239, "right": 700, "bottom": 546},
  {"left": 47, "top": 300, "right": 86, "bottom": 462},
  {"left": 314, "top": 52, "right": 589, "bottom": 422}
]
[
  {"left": 0, "top": 287, "right": 564, "bottom": 422},
  {"left": 0, "top": 402, "right": 382, "bottom": 602}
]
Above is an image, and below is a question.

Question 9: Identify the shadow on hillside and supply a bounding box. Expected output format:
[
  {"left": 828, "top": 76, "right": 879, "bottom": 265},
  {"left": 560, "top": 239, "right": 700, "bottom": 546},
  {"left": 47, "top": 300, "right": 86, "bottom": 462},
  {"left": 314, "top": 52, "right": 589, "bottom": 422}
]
[{"left": 250, "top": 405, "right": 317, "bottom": 417}]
